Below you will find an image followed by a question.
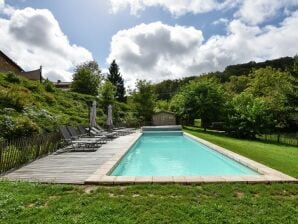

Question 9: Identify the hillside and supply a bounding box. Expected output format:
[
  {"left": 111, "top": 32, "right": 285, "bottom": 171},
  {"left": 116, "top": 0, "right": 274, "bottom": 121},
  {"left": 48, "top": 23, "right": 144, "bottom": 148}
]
[
  {"left": 0, "top": 72, "right": 97, "bottom": 140},
  {"left": 153, "top": 56, "right": 298, "bottom": 100}
]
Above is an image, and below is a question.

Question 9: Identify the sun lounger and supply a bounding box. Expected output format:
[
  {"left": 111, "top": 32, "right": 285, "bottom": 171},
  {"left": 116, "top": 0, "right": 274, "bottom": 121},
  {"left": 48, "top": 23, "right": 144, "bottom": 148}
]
[
  {"left": 67, "top": 126, "right": 107, "bottom": 144},
  {"left": 59, "top": 126, "right": 100, "bottom": 152}
]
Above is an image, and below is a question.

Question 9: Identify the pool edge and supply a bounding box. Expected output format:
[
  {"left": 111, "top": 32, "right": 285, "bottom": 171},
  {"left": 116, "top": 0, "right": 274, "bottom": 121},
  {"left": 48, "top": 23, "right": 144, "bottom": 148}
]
[{"left": 85, "top": 131, "right": 297, "bottom": 185}]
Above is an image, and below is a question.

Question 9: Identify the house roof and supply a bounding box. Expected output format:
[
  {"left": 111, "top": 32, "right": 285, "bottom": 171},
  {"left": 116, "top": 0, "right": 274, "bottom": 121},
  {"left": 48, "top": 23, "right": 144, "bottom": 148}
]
[{"left": 0, "top": 50, "right": 25, "bottom": 72}]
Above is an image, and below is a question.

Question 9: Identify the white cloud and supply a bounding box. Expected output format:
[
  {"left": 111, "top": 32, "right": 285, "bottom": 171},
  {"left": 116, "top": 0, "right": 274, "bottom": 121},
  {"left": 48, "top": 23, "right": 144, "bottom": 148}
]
[
  {"left": 236, "top": 0, "right": 298, "bottom": 25},
  {"left": 109, "top": 0, "right": 237, "bottom": 17},
  {"left": 107, "top": 12, "right": 298, "bottom": 87},
  {"left": 110, "top": 0, "right": 298, "bottom": 25},
  {"left": 0, "top": 7, "right": 93, "bottom": 81},
  {"left": 212, "top": 18, "right": 229, "bottom": 26},
  {"left": 107, "top": 22, "right": 204, "bottom": 87}
]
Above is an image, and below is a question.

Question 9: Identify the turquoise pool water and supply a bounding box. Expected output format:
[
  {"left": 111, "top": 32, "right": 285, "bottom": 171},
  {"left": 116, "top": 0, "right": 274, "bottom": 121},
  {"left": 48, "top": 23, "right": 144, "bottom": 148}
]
[{"left": 111, "top": 132, "right": 259, "bottom": 176}]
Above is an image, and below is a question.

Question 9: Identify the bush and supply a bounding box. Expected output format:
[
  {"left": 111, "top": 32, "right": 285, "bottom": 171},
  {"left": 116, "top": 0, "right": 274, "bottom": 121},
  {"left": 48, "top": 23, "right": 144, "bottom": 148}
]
[
  {"left": 0, "top": 116, "right": 40, "bottom": 139},
  {"left": 0, "top": 87, "right": 31, "bottom": 111},
  {"left": 23, "top": 80, "right": 41, "bottom": 92},
  {"left": 226, "top": 93, "right": 273, "bottom": 139},
  {"left": 5, "top": 72, "right": 21, "bottom": 83},
  {"left": 43, "top": 93, "right": 56, "bottom": 105},
  {"left": 43, "top": 79, "right": 55, "bottom": 92}
]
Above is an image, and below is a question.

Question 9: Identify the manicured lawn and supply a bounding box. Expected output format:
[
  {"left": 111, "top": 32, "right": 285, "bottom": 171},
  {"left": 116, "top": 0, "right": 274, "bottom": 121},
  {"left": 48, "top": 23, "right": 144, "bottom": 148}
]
[
  {"left": 0, "top": 181, "right": 297, "bottom": 224},
  {"left": 184, "top": 127, "right": 298, "bottom": 178}
]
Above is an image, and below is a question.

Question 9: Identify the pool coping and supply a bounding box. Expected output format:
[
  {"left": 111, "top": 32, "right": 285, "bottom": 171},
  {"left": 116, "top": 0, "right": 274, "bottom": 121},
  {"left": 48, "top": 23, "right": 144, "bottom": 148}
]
[{"left": 85, "top": 132, "right": 297, "bottom": 185}]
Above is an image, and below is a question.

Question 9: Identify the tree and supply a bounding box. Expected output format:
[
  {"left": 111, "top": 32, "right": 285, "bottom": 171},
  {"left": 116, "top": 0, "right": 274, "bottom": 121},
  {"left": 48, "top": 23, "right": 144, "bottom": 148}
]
[
  {"left": 107, "top": 60, "right": 126, "bottom": 102},
  {"left": 246, "top": 67, "right": 295, "bottom": 130},
  {"left": 76, "top": 61, "right": 101, "bottom": 76},
  {"left": 225, "top": 75, "right": 250, "bottom": 94},
  {"left": 226, "top": 92, "right": 273, "bottom": 139},
  {"left": 71, "top": 61, "right": 102, "bottom": 96},
  {"left": 154, "top": 100, "right": 170, "bottom": 112},
  {"left": 131, "top": 80, "right": 156, "bottom": 124},
  {"left": 99, "top": 81, "right": 116, "bottom": 114},
  {"left": 170, "top": 78, "right": 226, "bottom": 130}
]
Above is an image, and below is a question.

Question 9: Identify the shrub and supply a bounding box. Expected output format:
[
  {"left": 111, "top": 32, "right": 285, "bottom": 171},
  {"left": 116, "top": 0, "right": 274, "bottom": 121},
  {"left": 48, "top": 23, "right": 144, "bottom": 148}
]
[
  {"left": 43, "top": 79, "right": 55, "bottom": 92},
  {"left": 226, "top": 93, "right": 273, "bottom": 139},
  {"left": 14, "top": 117, "right": 40, "bottom": 138},
  {"left": 23, "top": 80, "right": 41, "bottom": 92},
  {"left": 43, "top": 93, "right": 56, "bottom": 105},
  {"left": 5, "top": 72, "right": 21, "bottom": 83},
  {"left": 0, "top": 116, "right": 40, "bottom": 139},
  {"left": 0, "top": 87, "right": 30, "bottom": 111}
]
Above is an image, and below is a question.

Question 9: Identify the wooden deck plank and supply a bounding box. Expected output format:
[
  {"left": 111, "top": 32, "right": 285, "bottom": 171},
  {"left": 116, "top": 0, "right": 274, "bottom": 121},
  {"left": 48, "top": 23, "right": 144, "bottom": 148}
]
[{"left": 3, "top": 132, "right": 139, "bottom": 184}]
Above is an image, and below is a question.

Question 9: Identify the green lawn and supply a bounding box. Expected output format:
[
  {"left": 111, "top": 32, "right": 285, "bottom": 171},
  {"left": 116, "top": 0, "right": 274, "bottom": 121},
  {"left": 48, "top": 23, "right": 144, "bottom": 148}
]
[
  {"left": 0, "top": 181, "right": 297, "bottom": 224},
  {"left": 184, "top": 127, "right": 298, "bottom": 178},
  {"left": 1, "top": 128, "right": 297, "bottom": 223}
]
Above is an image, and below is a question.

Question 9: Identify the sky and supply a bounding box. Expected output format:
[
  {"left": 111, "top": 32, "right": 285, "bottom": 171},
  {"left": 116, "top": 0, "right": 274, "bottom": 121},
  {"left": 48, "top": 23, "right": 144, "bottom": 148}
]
[{"left": 0, "top": 0, "right": 298, "bottom": 88}]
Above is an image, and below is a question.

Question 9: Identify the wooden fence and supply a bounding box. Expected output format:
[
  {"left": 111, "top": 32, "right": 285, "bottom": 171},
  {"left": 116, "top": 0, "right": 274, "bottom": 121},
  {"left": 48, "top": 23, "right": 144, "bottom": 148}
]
[
  {"left": 257, "top": 133, "right": 298, "bottom": 146},
  {"left": 0, "top": 132, "right": 63, "bottom": 174}
]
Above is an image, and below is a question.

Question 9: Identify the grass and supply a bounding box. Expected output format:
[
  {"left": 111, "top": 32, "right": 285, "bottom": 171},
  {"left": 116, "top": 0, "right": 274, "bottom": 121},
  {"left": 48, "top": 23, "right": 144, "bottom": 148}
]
[
  {"left": 1, "top": 127, "right": 297, "bottom": 223},
  {"left": 0, "top": 181, "right": 297, "bottom": 224},
  {"left": 184, "top": 126, "right": 298, "bottom": 178},
  {"left": 0, "top": 72, "right": 97, "bottom": 138}
]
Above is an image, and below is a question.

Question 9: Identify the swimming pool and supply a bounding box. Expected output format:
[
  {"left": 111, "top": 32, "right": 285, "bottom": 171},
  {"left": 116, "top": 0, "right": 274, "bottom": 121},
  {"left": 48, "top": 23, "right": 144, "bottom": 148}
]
[{"left": 110, "top": 132, "right": 259, "bottom": 176}]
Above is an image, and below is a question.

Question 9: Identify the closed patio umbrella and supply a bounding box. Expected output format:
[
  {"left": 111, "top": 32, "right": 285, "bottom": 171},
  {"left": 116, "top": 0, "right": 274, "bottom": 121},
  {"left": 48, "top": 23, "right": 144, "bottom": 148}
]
[
  {"left": 106, "top": 104, "right": 113, "bottom": 130},
  {"left": 89, "top": 100, "right": 97, "bottom": 128}
]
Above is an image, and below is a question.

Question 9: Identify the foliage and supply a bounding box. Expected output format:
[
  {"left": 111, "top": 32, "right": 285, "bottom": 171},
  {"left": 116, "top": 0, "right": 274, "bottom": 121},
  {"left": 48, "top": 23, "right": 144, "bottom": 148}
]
[
  {"left": 71, "top": 61, "right": 102, "bottom": 96},
  {"left": 222, "top": 56, "right": 295, "bottom": 81},
  {"left": 167, "top": 65, "right": 297, "bottom": 138},
  {"left": 43, "top": 79, "right": 56, "bottom": 92},
  {"left": 99, "top": 80, "right": 116, "bottom": 114},
  {"left": 152, "top": 56, "right": 297, "bottom": 100},
  {"left": 75, "top": 60, "right": 101, "bottom": 75},
  {"left": 0, "top": 115, "right": 40, "bottom": 139},
  {"left": 107, "top": 60, "right": 126, "bottom": 102},
  {"left": 246, "top": 67, "right": 295, "bottom": 129},
  {"left": 152, "top": 76, "right": 196, "bottom": 100},
  {"left": 225, "top": 75, "right": 250, "bottom": 94},
  {"left": 170, "top": 78, "right": 226, "bottom": 129},
  {"left": 185, "top": 127, "right": 298, "bottom": 177},
  {"left": 0, "top": 72, "right": 96, "bottom": 139},
  {"left": 131, "top": 80, "right": 156, "bottom": 124},
  {"left": 226, "top": 93, "right": 273, "bottom": 139},
  {"left": 0, "top": 86, "right": 31, "bottom": 111},
  {"left": 154, "top": 100, "right": 170, "bottom": 112},
  {"left": 5, "top": 72, "right": 21, "bottom": 83}
]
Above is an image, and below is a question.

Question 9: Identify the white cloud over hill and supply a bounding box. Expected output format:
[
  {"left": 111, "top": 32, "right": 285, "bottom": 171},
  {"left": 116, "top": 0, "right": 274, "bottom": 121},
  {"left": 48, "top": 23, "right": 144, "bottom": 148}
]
[
  {"left": 107, "top": 12, "right": 298, "bottom": 87},
  {"left": 236, "top": 0, "right": 298, "bottom": 25},
  {"left": 0, "top": 6, "right": 93, "bottom": 81}
]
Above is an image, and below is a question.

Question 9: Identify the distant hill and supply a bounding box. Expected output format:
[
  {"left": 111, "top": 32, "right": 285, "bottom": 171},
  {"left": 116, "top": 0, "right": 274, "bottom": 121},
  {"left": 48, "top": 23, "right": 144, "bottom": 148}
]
[
  {"left": 0, "top": 72, "right": 99, "bottom": 140},
  {"left": 153, "top": 56, "right": 297, "bottom": 100}
]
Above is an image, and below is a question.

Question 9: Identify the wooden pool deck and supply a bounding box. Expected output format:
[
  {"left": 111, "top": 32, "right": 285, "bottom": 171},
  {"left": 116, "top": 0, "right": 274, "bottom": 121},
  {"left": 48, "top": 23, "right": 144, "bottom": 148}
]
[
  {"left": 3, "top": 132, "right": 140, "bottom": 184},
  {"left": 3, "top": 130, "right": 296, "bottom": 185}
]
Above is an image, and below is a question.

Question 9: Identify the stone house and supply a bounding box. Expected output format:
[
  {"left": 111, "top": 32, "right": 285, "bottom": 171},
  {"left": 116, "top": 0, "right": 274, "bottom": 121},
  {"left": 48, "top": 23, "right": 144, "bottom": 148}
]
[{"left": 0, "top": 50, "right": 43, "bottom": 82}]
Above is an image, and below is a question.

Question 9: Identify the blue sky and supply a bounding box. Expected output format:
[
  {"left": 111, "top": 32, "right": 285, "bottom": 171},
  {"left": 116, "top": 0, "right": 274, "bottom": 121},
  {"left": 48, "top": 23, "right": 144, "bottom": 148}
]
[
  {"left": 6, "top": 0, "right": 233, "bottom": 67},
  {"left": 1, "top": 0, "right": 298, "bottom": 86}
]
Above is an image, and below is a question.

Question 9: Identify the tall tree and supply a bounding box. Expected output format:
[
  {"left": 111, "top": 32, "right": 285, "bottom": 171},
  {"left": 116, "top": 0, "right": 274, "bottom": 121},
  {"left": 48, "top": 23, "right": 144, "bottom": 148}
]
[
  {"left": 99, "top": 81, "right": 116, "bottom": 114},
  {"left": 132, "top": 80, "right": 156, "bottom": 124},
  {"left": 170, "top": 78, "right": 226, "bottom": 130},
  {"left": 107, "top": 60, "right": 126, "bottom": 102},
  {"left": 71, "top": 61, "right": 102, "bottom": 96}
]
